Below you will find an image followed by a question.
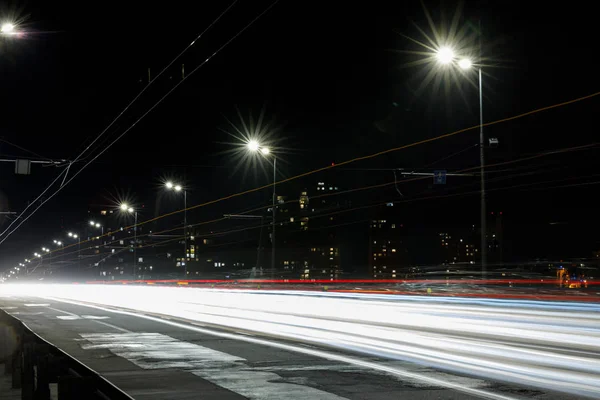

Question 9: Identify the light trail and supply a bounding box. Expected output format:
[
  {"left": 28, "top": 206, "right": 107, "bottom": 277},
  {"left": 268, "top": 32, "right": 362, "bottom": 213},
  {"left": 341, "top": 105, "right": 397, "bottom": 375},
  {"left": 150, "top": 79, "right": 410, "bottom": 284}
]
[{"left": 3, "top": 284, "right": 600, "bottom": 398}]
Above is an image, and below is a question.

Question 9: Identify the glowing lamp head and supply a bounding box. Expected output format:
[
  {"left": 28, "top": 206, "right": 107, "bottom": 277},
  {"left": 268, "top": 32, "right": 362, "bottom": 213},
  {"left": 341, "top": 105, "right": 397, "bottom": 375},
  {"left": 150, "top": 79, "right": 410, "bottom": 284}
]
[
  {"left": 165, "top": 181, "right": 173, "bottom": 189},
  {"left": 436, "top": 47, "right": 455, "bottom": 64},
  {"left": 247, "top": 140, "right": 260, "bottom": 152},
  {"left": 174, "top": 185, "right": 182, "bottom": 192},
  {"left": 1, "top": 23, "right": 15, "bottom": 34},
  {"left": 458, "top": 58, "right": 473, "bottom": 70},
  {"left": 120, "top": 203, "right": 129, "bottom": 211},
  {"left": 260, "top": 147, "right": 271, "bottom": 155}
]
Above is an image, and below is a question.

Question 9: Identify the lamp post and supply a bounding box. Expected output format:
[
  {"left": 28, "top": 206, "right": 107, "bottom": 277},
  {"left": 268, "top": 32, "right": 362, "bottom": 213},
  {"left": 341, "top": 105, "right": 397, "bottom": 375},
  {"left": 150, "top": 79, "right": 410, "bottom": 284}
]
[
  {"left": 434, "top": 46, "right": 487, "bottom": 276},
  {"left": 120, "top": 203, "right": 138, "bottom": 279},
  {"left": 246, "top": 140, "right": 277, "bottom": 278},
  {"left": 165, "top": 181, "right": 188, "bottom": 277},
  {"left": 68, "top": 232, "right": 80, "bottom": 269}
]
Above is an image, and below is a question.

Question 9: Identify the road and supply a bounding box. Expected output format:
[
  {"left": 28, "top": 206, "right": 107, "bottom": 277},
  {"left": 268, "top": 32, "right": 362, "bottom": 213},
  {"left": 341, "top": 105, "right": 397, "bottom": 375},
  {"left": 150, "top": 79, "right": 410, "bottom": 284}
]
[{"left": 1, "top": 285, "right": 597, "bottom": 400}]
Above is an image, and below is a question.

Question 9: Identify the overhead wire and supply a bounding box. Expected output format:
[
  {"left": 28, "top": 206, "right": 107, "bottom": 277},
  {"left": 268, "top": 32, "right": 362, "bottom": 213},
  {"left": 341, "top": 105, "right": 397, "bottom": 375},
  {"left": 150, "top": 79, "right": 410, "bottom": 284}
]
[
  {"left": 25, "top": 167, "right": 600, "bottom": 271},
  {"left": 24, "top": 140, "right": 600, "bottom": 264},
  {"left": 124, "top": 91, "right": 600, "bottom": 229},
  {"left": 0, "top": 0, "right": 279, "bottom": 248}
]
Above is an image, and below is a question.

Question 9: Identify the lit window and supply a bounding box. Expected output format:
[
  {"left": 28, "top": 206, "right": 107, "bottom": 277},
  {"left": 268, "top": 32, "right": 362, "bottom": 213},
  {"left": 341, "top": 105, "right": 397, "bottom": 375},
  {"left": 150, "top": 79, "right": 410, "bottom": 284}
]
[
  {"left": 391, "top": 249, "right": 396, "bottom": 253},
  {"left": 391, "top": 224, "right": 396, "bottom": 229}
]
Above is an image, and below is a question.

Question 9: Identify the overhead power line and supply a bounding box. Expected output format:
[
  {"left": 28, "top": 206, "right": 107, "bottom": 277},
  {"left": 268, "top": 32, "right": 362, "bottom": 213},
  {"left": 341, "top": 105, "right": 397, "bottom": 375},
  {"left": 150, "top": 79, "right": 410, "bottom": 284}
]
[
  {"left": 0, "top": 0, "right": 279, "bottom": 247},
  {"left": 124, "top": 91, "right": 600, "bottom": 230}
]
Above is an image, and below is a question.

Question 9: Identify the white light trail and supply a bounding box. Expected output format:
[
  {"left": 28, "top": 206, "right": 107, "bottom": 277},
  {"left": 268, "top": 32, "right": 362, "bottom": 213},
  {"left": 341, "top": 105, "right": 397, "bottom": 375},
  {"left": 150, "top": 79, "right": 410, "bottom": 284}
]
[{"left": 3, "top": 284, "right": 600, "bottom": 398}]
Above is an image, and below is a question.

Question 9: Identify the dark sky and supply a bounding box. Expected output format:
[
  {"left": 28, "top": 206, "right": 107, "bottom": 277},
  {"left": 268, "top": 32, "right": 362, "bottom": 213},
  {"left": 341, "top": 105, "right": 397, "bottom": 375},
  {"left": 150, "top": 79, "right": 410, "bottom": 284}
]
[{"left": 1, "top": 1, "right": 599, "bottom": 270}]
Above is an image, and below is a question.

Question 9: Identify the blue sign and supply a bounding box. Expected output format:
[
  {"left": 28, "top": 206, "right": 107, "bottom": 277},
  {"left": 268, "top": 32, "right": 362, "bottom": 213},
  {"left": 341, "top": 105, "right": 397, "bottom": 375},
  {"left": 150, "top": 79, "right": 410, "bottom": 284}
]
[{"left": 433, "top": 170, "right": 447, "bottom": 185}]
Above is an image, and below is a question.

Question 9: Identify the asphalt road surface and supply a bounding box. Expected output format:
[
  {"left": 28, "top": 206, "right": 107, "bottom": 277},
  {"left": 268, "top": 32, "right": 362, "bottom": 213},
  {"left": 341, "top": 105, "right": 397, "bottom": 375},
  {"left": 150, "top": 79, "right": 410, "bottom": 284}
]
[{"left": 0, "top": 291, "right": 586, "bottom": 400}]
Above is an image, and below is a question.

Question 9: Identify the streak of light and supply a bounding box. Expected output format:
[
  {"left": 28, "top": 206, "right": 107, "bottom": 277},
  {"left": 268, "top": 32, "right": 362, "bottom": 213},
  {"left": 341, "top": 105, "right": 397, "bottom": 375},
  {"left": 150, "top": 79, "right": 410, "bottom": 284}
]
[{"left": 2, "top": 285, "right": 600, "bottom": 398}]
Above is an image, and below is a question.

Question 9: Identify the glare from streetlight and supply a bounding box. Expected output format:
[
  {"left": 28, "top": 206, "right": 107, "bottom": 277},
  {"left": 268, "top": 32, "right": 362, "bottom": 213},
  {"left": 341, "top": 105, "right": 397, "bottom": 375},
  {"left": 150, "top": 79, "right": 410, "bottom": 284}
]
[
  {"left": 1, "top": 23, "right": 15, "bottom": 34},
  {"left": 247, "top": 140, "right": 260, "bottom": 152},
  {"left": 95, "top": 223, "right": 101, "bottom": 228},
  {"left": 458, "top": 58, "right": 473, "bottom": 69},
  {"left": 53, "top": 240, "right": 58, "bottom": 244},
  {"left": 260, "top": 147, "right": 271, "bottom": 155},
  {"left": 128, "top": 207, "right": 134, "bottom": 213},
  {"left": 165, "top": 181, "right": 174, "bottom": 189},
  {"left": 56, "top": 241, "right": 62, "bottom": 246},
  {"left": 174, "top": 185, "right": 182, "bottom": 192},
  {"left": 68, "top": 232, "right": 73, "bottom": 237},
  {"left": 73, "top": 234, "right": 78, "bottom": 238},
  {"left": 89, "top": 220, "right": 95, "bottom": 226},
  {"left": 436, "top": 47, "right": 455, "bottom": 64},
  {"left": 120, "top": 203, "right": 129, "bottom": 211}
]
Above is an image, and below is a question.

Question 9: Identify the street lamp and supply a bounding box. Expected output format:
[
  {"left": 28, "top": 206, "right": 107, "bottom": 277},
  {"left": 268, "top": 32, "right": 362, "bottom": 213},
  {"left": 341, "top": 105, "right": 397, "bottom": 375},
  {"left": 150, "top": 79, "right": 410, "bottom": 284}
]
[
  {"left": 246, "top": 140, "right": 277, "bottom": 278},
  {"left": 165, "top": 181, "right": 188, "bottom": 277},
  {"left": 120, "top": 203, "right": 139, "bottom": 279},
  {"left": 0, "top": 23, "right": 15, "bottom": 34},
  {"left": 436, "top": 46, "right": 454, "bottom": 64},
  {"left": 68, "top": 232, "right": 81, "bottom": 268},
  {"left": 434, "top": 46, "right": 487, "bottom": 276}
]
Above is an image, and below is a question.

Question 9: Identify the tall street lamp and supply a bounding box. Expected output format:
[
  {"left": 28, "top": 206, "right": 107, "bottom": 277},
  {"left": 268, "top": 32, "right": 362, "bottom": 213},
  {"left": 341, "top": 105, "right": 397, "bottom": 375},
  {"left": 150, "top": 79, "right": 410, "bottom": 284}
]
[
  {"left": 247, "top": 140, "right": 277, "bottom": 278},
  {"left": 89, "top": 220, "right": 104, "bottom": 236},
  {"left": 68, "top": 232, "right": 81, "bottom": 269},
  {"left": 120, "top": 203, "right": 138, "bottom": 279},
  {"left": 434, "top": 46, "right": 487, "bottom": 276},
  {"left": 165, "top": 181, "right": 188, "bottom": 277}
]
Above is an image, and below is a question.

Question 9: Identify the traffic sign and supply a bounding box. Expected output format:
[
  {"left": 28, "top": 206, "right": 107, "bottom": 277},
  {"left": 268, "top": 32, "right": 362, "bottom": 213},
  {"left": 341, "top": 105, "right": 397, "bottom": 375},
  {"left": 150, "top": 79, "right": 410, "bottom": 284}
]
[{"left": 433, "top": 170, "right": 447, "bottom": 184}]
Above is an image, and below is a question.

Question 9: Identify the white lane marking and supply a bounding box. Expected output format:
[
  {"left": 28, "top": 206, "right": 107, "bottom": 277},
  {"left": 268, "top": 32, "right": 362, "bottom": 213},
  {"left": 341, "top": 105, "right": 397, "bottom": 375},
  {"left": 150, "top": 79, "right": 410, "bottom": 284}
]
[
  {"left": 49, "top": 307, "right": 110, "bottom": 321},
  {"left": 79, "top": 332, "right": 348, "bottom": 399},
  {"left": 24, "top": 303, "right": 50, "bottom": 307},
  {"left": 48, "top": 307, "right": 78, "bottom": 316},
  {"left": 92, "top": 321, "right": 132, "bottom": 334},
  {"left": 82, "top": 315, "right": 110, "bottom": 320},
  {"left": 0, "top": 306, "right": 18, "bottom": 310},
  {"left": 51, "top": 297, "right": 519, "bottom": 400}
]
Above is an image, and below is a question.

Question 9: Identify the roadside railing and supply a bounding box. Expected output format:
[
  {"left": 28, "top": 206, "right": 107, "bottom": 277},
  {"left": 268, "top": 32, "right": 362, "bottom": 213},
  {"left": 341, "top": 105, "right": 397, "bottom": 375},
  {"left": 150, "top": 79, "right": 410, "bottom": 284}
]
[{"left": 0, "top": 310, "right": 132, "bottom": 400}]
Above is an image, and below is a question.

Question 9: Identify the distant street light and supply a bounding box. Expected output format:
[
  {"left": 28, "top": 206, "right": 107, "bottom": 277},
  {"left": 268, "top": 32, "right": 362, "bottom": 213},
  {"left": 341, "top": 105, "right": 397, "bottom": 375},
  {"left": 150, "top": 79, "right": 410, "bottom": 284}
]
[
  {"left": 120, "top": 203, "right": 139, "bottom": 279},
  {"left": 165, "top": 181, "right": 188, "bottom": 277},
  {"left": 246, "top": 140, "right": 277, "bottom": 277}
]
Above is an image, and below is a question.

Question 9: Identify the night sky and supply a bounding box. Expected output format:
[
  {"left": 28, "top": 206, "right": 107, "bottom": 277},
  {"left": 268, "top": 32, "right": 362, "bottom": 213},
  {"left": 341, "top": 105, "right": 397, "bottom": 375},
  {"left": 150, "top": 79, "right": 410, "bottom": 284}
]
[{"left": 1, "top": 1, "right": 599, "bottom": 271}]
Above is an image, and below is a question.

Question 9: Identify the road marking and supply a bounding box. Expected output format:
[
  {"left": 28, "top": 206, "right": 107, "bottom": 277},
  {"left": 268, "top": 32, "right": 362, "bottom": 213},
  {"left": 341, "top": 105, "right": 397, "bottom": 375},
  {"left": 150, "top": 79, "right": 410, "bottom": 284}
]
[
  {"left": 48, "top": 307, "right": 78, "bottom": 316},
  {"left": 0, "top": 306, "right": 18, "bottom": 310},
  {"left": 82, "top": 315, "right": 110, "bottom": 320},
  {"left": 79, "top": 332, "right": 348, "bottom": 399},
  {"left": 49, "top": 307, "right": 110, "bottom": 321},
  {"left": 93, "top": 320, "right": 131, "bottom": 333},
  {"left": 54, "top": 297, "right": 519, "bottom": 400},
  {"left": 24, "top": 303, "right": 50, "bottom": 307}
]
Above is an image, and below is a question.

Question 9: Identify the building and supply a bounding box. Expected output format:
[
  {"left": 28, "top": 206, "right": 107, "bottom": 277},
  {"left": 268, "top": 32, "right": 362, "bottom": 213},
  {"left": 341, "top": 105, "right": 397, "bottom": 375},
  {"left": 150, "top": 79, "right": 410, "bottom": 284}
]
[
  {"left": 369, "top": 207, "right": 409, "bottom": 278},
  {"left": 438, "top": 227, "right": 478, "bottom": 265},
  {"left": 274, "top": 180, "right": 348, "bottom": 279}
]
